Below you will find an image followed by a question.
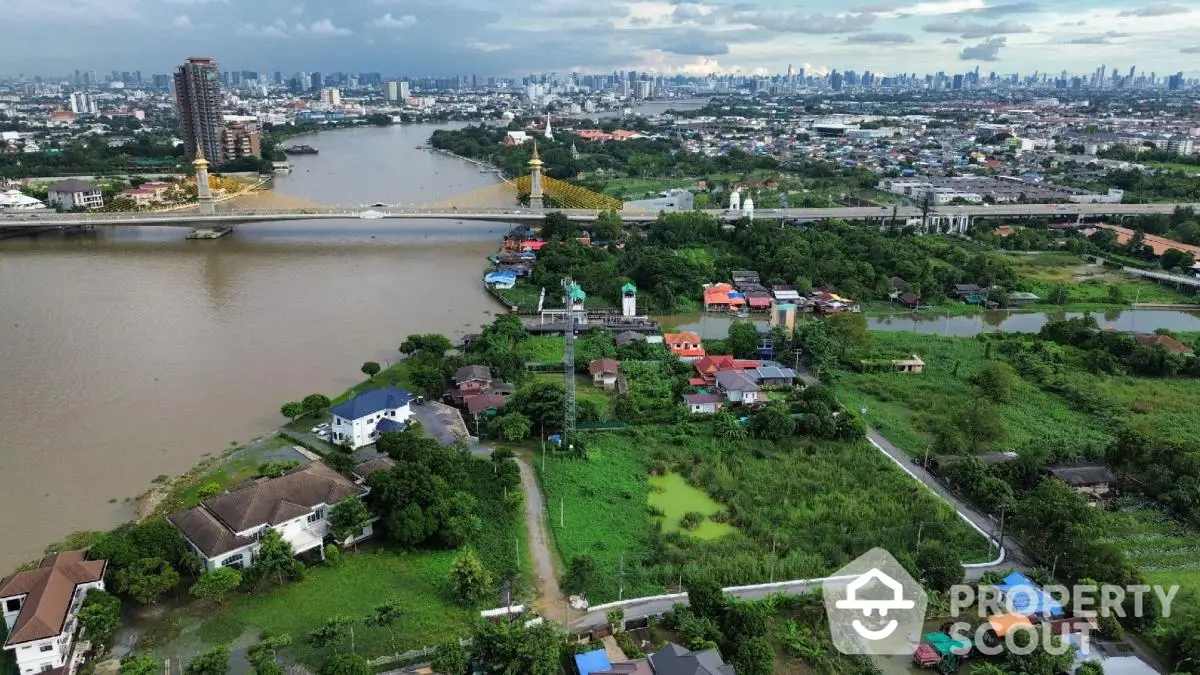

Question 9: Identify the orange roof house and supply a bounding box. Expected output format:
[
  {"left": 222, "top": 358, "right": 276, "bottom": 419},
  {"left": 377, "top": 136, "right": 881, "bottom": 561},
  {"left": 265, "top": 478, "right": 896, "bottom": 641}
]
[
  {"left": 703, "top": 283, "right": 746, "bottom": 311},
  {"left": 664, "top": 331, "right": 705, "bottom": 361}
]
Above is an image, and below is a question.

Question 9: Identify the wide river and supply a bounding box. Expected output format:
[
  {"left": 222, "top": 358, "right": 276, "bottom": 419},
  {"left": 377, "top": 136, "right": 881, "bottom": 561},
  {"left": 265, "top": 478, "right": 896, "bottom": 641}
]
[{"left": 0, "top": 123, "right": 510, "bottom": 570}]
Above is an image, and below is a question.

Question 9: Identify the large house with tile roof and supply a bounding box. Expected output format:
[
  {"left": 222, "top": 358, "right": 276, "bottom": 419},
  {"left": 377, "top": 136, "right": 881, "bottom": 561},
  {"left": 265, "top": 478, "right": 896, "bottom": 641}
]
[
  {"left": 169, "top": 462, "right": 372, "bottom": 571},
  {"left": 0, "top": 551, "right": 106, "bottom": 675},
  {"left": 329, "top": 387, "right": 413, "bottom": 450}
]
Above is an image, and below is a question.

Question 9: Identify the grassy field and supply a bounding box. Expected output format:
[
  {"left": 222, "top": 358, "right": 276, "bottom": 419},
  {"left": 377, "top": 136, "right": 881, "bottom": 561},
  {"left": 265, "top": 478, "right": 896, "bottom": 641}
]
[
  {"left": 531, "top": 372, "right": 615, "bottom": 418},
  {"left": 649, "top": 473, "right": 737, "bottom": 540},
  {"left": 1146, "top": 161, "right": 1200, "bottom": 175},
  {"left": 1100, "top": 505, "right": 1200, "bottom": 595},
  {"left": 153, "top": 436, "right": 302, "bottom": 516},
  {"left": 522, "top": 335, "right": 565, "bottom": 365},
  {"left": 495, "top": 281, "right": 542, "bottom": 313},
  {"left": 536, "top": 428, "right": 990, "bottom": 604},
  {"left": 597, "top": 177, "right": 697, "bottom": 199},
  {"left": 998, "top": 251, "right": 1199, "bottom": 305},
  {"left": 837, "top": 332, "right": 1112, "bottom": 460},
  {"left": 182, "top": 551, "right": 474, "bottom": 664}
]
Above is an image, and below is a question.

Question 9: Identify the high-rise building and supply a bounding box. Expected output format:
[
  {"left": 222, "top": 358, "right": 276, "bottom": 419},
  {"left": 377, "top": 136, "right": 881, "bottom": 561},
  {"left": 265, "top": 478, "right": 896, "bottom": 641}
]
[
  {"left": 386, "top": 80, "right": 401, "bottom": 102},
  {"left": 174, "top": 57, "right": 222, "bottom": 162},
  {"left": 69, "top": 92, "right": 97, "bottom": 115},
  {"left": 320, "top": 87, "right": 342, "bottom": 107}
]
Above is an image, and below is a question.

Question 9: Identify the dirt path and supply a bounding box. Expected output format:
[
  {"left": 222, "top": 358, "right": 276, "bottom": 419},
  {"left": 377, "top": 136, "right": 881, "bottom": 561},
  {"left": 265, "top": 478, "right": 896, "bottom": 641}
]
[{"left": 515, "top": 456, "right": 567, "bottom": 623}]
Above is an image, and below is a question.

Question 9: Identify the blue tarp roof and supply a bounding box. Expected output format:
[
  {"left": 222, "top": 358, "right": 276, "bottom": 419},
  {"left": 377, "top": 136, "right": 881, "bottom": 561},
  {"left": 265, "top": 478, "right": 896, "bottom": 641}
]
[
  {"left": 996, "top": 572, "right": 1065, "bottom": 617},
  {"left": 329, "top": 387, "right": 413, "bottom": 421},
  {"left": 485, "top": 270, "right": 518, "bottom": 281},
  {"left": 574, "top": 649, "right": 612, "bottom": 675}
]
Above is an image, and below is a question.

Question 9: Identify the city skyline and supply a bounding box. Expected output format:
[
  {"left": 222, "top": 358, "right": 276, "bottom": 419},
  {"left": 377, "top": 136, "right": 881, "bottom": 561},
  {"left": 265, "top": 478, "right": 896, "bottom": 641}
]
[{"left": 3, "top": 0, "right": 1200, "bottom": 78}]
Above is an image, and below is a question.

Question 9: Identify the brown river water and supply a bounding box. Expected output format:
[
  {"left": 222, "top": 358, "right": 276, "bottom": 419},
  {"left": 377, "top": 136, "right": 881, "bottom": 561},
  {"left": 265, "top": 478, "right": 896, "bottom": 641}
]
[{"left": 0, "top": 123, "right": 508, "bottom": 570}]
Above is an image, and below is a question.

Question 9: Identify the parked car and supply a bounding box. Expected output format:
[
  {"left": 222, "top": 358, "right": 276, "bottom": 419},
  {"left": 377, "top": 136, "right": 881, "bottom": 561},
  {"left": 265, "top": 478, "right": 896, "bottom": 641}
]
[{"left": 311, "top": 422, "right": 330, "bottom": 433}]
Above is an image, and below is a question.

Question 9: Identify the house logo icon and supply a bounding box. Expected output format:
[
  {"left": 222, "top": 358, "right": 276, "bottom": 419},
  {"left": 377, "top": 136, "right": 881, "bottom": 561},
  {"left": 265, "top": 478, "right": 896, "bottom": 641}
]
[
  {"left": 835, "top": 569, "right": 915, "bottom": 640},
  {"left": 823, "top": 548, "right": 928, "bottom": 655}
]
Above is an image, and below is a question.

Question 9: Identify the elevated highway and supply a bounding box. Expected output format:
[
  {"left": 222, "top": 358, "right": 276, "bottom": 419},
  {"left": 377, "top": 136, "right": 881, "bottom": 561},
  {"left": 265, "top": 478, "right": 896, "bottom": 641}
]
[{"left": 1, "top": 202, "right": 1195, "bottom": 228}]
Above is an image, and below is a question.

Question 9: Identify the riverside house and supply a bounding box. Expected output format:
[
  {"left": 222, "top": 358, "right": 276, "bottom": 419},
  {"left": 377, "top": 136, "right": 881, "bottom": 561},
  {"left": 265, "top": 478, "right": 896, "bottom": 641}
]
[
  {"left": 169, "top": 462, "right": 373, "bottom": 571},
  {"left": 1, "top": 551, "right": 107, "bottom": 675},
  {"left": 329, "top": 387, "right": 413, "bottom": 450}
]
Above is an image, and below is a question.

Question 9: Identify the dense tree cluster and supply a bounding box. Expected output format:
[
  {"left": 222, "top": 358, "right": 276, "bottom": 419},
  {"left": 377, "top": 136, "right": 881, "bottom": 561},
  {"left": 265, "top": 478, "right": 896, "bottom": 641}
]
[
  {"left": 429, "top": 123, "right": 776, "bottom": 182},
  {"left": 368, "top": 428, "right": 484, "bottom": 549}
]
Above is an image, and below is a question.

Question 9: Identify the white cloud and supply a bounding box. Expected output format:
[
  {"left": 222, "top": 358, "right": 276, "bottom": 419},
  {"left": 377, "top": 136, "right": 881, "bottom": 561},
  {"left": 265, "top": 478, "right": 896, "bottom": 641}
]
[
  {"left": 887, "top": 0, "right": 986, "bottom": 16},
  {"left": 297, "top": 18, "right": 353, "bottom": 36},
  {"left": 1117, "top": 2, "right": 1190, "bottom": 17},
  {"left": 289, "top": 4, "right": 304, "bottom": 14},
  {"left": 466, "top": 40, "right": 512, "bottom": 51},
  {"left": 171, "top": 14, "right": 192, "bottom": 27},
  {"left": 373, "top": 12, "right": 418, "bottom": 28},
  {"left": 238, "top": 19, "right": 290, "bottom": 38},
  {"left": 162, "top": 0, "right": 226, "bottom": 5}
]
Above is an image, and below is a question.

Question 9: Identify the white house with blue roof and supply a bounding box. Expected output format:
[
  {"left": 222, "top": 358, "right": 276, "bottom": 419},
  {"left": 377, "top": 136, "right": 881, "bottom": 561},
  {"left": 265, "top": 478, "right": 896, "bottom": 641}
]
[{"left": 329, "top": 387, "right": 413, "bottom": 449}]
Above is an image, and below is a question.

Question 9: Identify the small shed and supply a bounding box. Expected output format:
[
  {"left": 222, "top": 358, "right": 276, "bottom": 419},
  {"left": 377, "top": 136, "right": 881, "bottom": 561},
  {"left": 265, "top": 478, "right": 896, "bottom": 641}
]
[
  {"left": 892, "top": 355, "right": 925, "bottom": 374},
  {"left": 1005, "top": 292, "right": 1040, "bottom": 308},
  {"left": 899, "top": 292, "right": 924, "bottom": 309},
  {"left": 1048, "top": 463, "right": 1115, "bottom": 503}
]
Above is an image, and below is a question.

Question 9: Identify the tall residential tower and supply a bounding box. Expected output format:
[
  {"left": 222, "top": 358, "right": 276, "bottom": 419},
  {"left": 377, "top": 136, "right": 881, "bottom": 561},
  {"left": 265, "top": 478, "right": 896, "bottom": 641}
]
[{"left": 174, "top": 57, "right": 221, "bottom": 162}]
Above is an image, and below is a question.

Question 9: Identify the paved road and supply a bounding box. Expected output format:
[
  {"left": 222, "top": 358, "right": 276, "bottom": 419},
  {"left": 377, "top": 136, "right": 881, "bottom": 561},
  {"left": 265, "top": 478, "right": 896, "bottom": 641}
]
[
  {"left": 3, "top": 202, "right": 1197, "bottom": 227},
  {"left": 516, "top": 457, "right": 567, "bottom": 624}
]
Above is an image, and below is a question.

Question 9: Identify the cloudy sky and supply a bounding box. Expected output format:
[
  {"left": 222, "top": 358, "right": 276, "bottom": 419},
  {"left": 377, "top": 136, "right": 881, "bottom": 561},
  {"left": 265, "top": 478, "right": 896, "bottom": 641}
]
[{"left": 4, "top": 0, "right": 1200, "bottom": 78}]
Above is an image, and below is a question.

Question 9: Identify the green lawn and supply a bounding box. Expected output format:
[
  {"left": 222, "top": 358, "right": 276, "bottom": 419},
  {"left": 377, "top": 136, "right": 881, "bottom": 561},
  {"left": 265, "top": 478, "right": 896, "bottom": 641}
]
[
  {"left": 997, "top": 251, "right": 1200, "bottom": 306},
  {"left": 522, "top": 336, "right": 565, "bottom": 365},
  {"left": 649, "top": 473, "right": 736, "bottom": 540},
  {"left": 535, "top": 427, "right": 990, "bottom": 604},
  {"left": 189, "top": 551, "right": 474, "bottom": 664},
  {"left": 155, "top": 436, "right": 299, "bottom": 516},
  {"left": 496, "top": 281, "right": 542, "bottom": 313}
]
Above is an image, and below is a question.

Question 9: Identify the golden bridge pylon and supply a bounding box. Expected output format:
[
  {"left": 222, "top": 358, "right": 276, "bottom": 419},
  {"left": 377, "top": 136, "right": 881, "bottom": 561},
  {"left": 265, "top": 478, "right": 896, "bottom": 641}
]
[{"left": 422, "top": 176, "right": 623, "bottom": 212}]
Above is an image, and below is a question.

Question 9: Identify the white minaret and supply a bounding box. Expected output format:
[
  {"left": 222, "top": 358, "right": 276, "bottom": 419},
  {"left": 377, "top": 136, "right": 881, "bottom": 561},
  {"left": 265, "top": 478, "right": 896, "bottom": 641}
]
[
  {"left": 544, "top": 114, "right": 554, "bottom": 141},
  {"left": 742, "top": 194, "right": 755, "bottom": 221},
  {"left": 194, "top": 143, "right": 214, "bottom": 216},
  {"left": 621, "top": 283, "right": 637, "bottom": 317},
  {"left": 729, "top": 188, "right": 741, "bottom": 211}
]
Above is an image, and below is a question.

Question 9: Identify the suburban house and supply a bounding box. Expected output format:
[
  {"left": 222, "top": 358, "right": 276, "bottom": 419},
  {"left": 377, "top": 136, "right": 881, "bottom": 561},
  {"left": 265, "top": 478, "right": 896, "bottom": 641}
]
[
  {"left": 584, "top": 642, "right": 735, "bottom": 675},
  {"left": 1134, "top": 333, "right": 1194, "bottom": 355},
  {"left": 693, "top": 356, "right": 761, "bottom": 383},
  {"left": 744, "top": 365, "right": 797, "bottom": 387},
  {"left": 588, "top": 358, "right": 621, "bottom": 390},
  {"left": 329, "top": 387, "right": 413, "bottom": 450},
  {"left": 891, "top": 355, "right": 926, "bottom": 374},
  {"left": 46, "top": 180, "right": 103, "bottom": 210},
  {"left": 465, "top": 393, "right": 508, "bottom": 416},
  {"left": 1048, "top": 463, "right": 1116, "bottom": 504},
  {"left": 169, "top": 462, "right": 371, "bottom": 571},
  {"left": 714, "top": 370, "right": 761, "bottom": 405},
  {"left": 454, "top": 365, "right": 493, "bottom": 393},
  {"left": 703, "top": 284, "right": 746, "bottom": 313},
  {"left": 1, "top": 551, "right": 107, "bottom": 675},
  {"left": 899, "top": 292, "right": 924, "bottom": 309},
  {"left": 664, "top": 331, "right": 705, "bottom": 361},
  {"left": 683, "top": 392, "right": 725, "bottom": 414},
  {"left": 953, "top": 284, "right": 988, "bottom": 304}
]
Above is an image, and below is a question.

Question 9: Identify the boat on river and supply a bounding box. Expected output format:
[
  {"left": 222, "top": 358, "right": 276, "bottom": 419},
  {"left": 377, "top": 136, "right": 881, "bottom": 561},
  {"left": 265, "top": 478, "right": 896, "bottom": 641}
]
[{"left": 283, "top": 145, "right": 319, "bottom": 155}]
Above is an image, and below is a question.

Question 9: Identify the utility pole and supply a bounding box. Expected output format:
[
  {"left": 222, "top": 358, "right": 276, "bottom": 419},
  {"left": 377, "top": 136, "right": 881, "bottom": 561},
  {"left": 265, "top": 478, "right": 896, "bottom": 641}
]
[
  {"left": 997, "top": 505, "right": 1007, "bottom": 554},
  {"left": 916, "top": 522, "right": 924, "bottom": 550},
  {"left": 541, "top": 422, "right": 546, "bottom": 472},
  {"left": 562, "top": 277, "right": 580, "bottom": 442},
  {"left": 618, "top": 553, "right": 625, "bottom": 601},
  {"left": 560, "top": 495, "right": 565, "bottom": 527}
]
